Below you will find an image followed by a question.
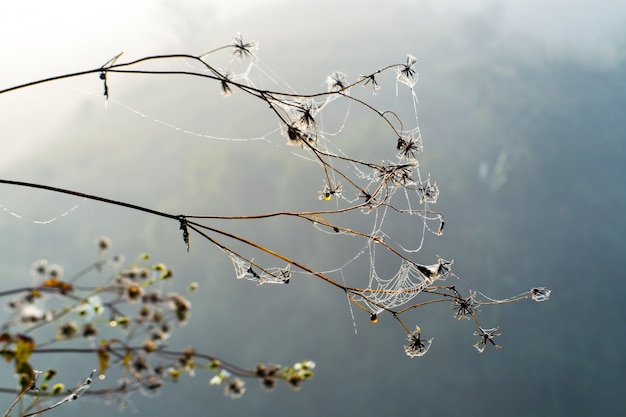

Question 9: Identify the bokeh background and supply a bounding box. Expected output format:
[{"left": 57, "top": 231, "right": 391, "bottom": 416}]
[{"left": 1, "top": 1, "right": 625, "bottom": 416}]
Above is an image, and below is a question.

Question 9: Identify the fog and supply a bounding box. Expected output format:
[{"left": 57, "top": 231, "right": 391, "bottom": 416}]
[{"left": 1, "top": 1, "right": 625, "bottom": 416}]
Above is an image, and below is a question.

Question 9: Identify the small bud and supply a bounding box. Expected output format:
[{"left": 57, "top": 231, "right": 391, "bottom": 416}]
[{"left": 51, "top": 383, "right": 65, "bottom": 395}]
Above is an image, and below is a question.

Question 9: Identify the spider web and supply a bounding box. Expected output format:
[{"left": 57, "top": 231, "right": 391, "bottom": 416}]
[
  {"left": 224, "top": 249, "right": 291, "bottom": 285},
  {"left": 354, "top": 247, "right": 452, "bottom": 315},
  {"left": 54, "top": 39, "right": 449, "bottom": 318},
  {"left": 0, "top": 198, "right": 86, "bottom": 224},
  {"left": 137, "top": 44, "right": 450, "bottom": 317}
]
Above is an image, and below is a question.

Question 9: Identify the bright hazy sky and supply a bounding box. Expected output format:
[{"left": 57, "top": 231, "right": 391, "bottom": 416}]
[
  {"left": 1, "top": 0, "right": 625, "bottom": 168},
  {"left": 2, "top": 0, "right": 624, "bottom": 84}
]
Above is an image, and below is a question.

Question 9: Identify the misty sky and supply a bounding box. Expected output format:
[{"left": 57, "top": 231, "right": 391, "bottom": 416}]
[
  {"left": 1, "top": 0, "right": 624, "bottom": 167},
  {"left": 1, "top": 2, "right": 625, "bottom": 416},
  {"left": 2, "top": 0, "right": 624, "bottom": 77}
]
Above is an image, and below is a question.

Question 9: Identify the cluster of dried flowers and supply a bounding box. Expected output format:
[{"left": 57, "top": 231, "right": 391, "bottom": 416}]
[{"left": 0, "top": 237, "right": 314, "bottom": 416}]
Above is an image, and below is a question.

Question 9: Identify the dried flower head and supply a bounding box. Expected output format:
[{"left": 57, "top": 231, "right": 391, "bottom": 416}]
[
  {"left": 141, "top": 375, "right": 164, "bottom": 397},
  {"left": 143, "top": 339, "right": 158, "bottom": 354},
  {"left": 142, "top": 290, "right": 162, "bottom": 304},
  {"left": 96, "top": 236, "right": 112, "bottom": 252},
  {"left": 125, "top": 284, "right": 144, "bottom": 303},
  {"left": 418, "top": 176, "right": 439, "bottom": 204},
  {"left": 48, "top": 264, "right": 64, "bottom": 279},
  {"left": 167, "top": 293, "right": 191, "bottom": 322},
  {"left": 220, "top": 71, "right": 234, "bottom": 97},
  {"left": 108, "top": 254, "right": 125, "bottom": 269},
  {"left": 360, "top": 73, "right": 380, "bottom": 94},
  {"left": 326, "top": 72, "right": 347, "bottom": 92},
  {"left": 224, "top": 377, "right": 246, "bottom": 399},
  {"left": 531, "top": 287, "right": 551, "bottom": 302},
  {"left": 396, "top": 134, "right": 423, "bottom": 160},
  {"left": 57, "top": 320, "right": 78, "bottom": 339},
  {"left": 31, "top": 259, "right": 48, "bottom": 278},
  {"left": 285, "top": 123, "right": 314, "bottom": 146},
  {"left": 397, "top": 54, "right": 418, "bottom": 87},
  {"left": 404, "top": 326, "right": 433, "bottom": 358},
  {"left": 137, "top": 305, "right": 152, "bottom": 322},
  {"left": 451, "top": 291, "right": 479, "bottom": 320},
  {"left": 231, "top": 33, "right": 257, "bottom": 60},
  {"left": 298, "top": 101, "right": 317, "bottom": 127},
  {"left": 82, "top": 322, "right": 98, "bottom": 339},
  {"left": 473, "top": 327, "right": 502, "bottom": 353},
  {"left": 318, "top": 182, "right": 342, "bottom": 201},
  {"left": 131, "top": 354, "right": 150, "bottom": 376},
  {"left": 261, "top": 376, "right": 276, "bottom": 391}
]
